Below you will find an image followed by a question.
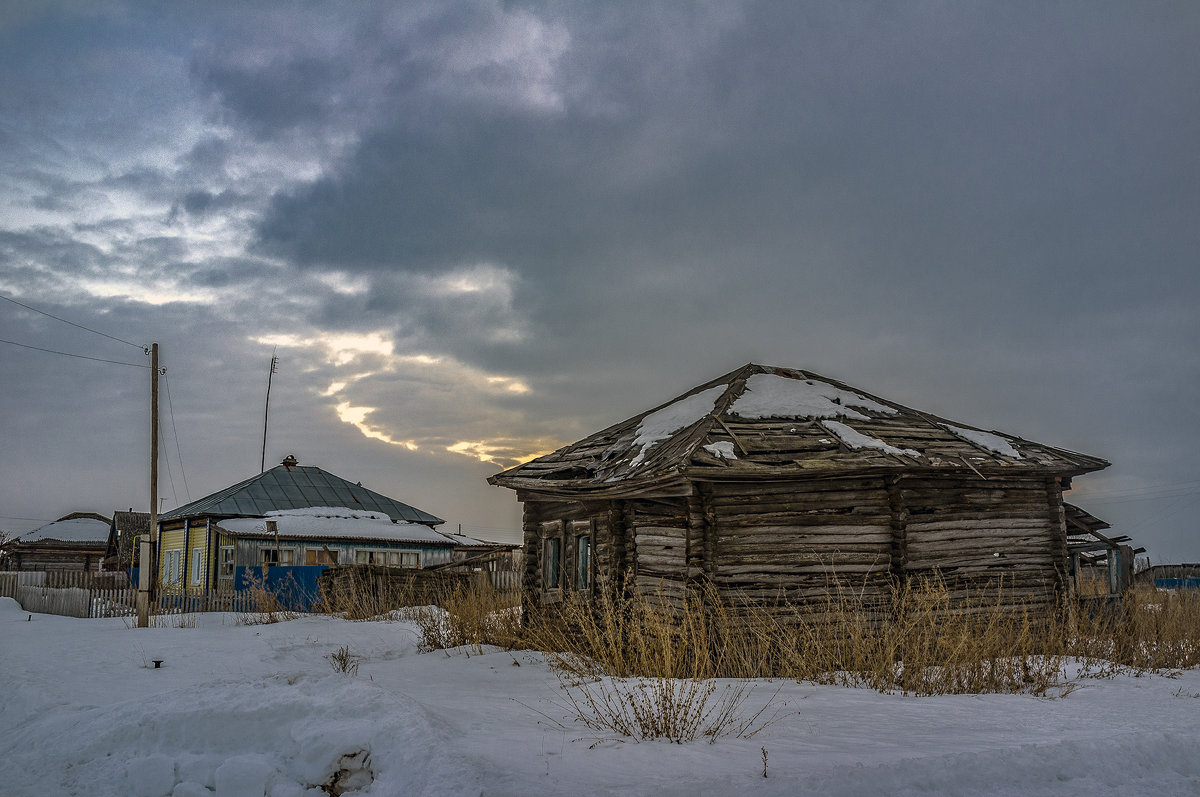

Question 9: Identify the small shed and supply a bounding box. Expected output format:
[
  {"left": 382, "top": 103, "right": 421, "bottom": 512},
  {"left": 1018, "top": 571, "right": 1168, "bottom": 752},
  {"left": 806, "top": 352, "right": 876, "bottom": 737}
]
[
  {"left": 1, "top": 512, "right": 112, "bottom": 571},
  {"left": 489, "top": 364, "right": 1110, "bottom": 617}
]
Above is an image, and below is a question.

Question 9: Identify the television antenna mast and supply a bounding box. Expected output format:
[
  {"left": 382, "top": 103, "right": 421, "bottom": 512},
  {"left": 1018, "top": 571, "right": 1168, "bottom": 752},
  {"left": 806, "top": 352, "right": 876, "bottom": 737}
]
[{"left": 261, "top": 348, "right": 278, "bottom": 473}]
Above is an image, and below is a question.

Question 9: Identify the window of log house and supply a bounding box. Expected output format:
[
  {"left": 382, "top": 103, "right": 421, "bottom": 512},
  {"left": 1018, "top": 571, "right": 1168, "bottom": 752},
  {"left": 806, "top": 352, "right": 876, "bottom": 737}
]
[
  {"left": 541, "top": 521, "right": 563, "bottom": 590},
  {"left": 572, "top": 520, "right": 593, "bottom": 592}
]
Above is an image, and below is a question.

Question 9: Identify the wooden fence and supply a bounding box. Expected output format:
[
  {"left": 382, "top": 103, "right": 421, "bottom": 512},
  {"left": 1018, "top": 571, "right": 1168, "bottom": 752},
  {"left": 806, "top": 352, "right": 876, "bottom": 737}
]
[
  {"left": 1, "top": 567, "right": 519, "bottom": 619},
  {"left": 2, "top": 571, "right": 263, "bottom": 619}
]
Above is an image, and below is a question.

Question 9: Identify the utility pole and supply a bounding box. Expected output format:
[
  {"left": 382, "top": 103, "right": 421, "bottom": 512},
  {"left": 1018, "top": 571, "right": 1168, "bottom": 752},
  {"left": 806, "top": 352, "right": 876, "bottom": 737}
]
[
  {"left": 137, "top": 342, "right": 159, "bottom": 628},
  {"left": 261, "top": 348, "right": 278, "bottom": 473}
]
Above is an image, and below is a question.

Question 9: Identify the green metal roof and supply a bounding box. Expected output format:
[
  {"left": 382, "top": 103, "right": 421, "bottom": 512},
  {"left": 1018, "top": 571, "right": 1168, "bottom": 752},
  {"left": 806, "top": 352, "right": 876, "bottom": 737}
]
[{"left": 161, "top": 462, "right": 444, "bottom": 526}]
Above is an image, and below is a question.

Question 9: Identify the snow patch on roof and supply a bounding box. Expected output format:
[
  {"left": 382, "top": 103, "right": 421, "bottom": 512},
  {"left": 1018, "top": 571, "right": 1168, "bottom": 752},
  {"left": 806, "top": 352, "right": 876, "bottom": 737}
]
[
  {"left": 217, "top": 507, "right": 452, "bottom": 545},
  {"left": 629, "top": 385, "right": 725, "bottom": 468},
  {"left": 824, "top": 421, "right": 922, "bottom": 459},
  {"left": 20, "top": 517, "right": 110, "bottom": 543},
  {"left": 703, "top": 441, "right": 737, "bottom": 460},
  {"left": 729, "top": 374, "right": 897, "bottom": 421},
  {"left": 940, "top": 424, "right": 1022, "bottom": 459}
]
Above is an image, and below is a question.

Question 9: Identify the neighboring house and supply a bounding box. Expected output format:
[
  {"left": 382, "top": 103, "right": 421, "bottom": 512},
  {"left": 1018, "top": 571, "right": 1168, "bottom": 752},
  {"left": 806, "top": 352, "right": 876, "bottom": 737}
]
[
  {"left": 489, "top": 364, "right": 1110, "bottom": 616},
  {"left": 101, "top": 509, "right": 152, "bottom": 576},
  {"left": 1136, "top": 564, "right": 1200, "bottom": 591},
  {"left": 155, "top": 455, "right": 448, "bottom": 592},
  {"left": 1, "top": 512, "right": 111, "bottom": 571}
]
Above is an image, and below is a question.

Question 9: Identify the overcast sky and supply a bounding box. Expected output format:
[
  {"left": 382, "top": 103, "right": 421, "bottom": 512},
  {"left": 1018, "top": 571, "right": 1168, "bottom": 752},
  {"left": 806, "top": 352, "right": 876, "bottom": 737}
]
[{"left": 1, "top": 1, "right": 1197, "bottom": 560}]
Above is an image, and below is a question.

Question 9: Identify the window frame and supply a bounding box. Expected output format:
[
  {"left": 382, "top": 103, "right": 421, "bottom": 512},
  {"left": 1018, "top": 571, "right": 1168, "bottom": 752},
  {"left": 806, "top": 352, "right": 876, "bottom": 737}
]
[
  {"left": 218, "top": 546, "right": 235, "bottom": 579},
  {"left": 304, "top": 548, "right": 339, "bottom": 566},
  {"left": 163, "top": 548, "right": 183, "bottom": 588},
  {"left": 260, "top": 547, "right": 297, "bottom": 567},
  {"left": 190, "top": 548, "right": 203, "bottom": 586},
  {"left": 572, "top": 520, "right": 593, "bottom": 593},
  {"left": 540, "top": 521, "right": 564, "bottom": 593}
]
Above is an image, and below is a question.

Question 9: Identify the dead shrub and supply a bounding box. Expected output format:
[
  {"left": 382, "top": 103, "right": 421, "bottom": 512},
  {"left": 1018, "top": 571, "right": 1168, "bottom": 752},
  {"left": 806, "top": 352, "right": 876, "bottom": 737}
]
[{"left": 326, "top": 644, "right": 361, "bottom": 676}]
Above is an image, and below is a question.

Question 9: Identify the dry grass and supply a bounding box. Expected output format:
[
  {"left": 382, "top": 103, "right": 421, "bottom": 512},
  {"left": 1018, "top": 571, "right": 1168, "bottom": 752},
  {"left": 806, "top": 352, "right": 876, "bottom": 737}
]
[
  {"left": 475, "top": 578, "right": 1199, "bottom": 695},
  {"left": 235, "top": 569, "right": 304, "bottom": 625},
  {"left": 326, "top": 644, "right": 362, "bottom": 676},
  {"left": 407, "top": 581, "right": 524, "bottom": 653},
  {"left": 551, "top": 672, "right": 784, "bottom": 744},
  {"left": 331, "top": 571, "right": 1200, "bottom": 741}
]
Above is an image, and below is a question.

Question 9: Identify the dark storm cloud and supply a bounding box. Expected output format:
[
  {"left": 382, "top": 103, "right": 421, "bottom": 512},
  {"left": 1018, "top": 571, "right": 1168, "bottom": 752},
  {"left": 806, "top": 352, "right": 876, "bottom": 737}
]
[
  {"left": 2, "top": 1, "right": 1198, "bottom": 557},
  {"left": 235, "top": 1, "right": 1200, "bottom": 415}
]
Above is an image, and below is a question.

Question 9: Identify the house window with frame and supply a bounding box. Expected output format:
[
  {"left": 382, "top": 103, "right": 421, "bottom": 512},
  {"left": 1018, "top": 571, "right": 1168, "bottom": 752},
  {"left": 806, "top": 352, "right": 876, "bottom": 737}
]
[
  {"left": 191, "top": 549, "right": 203, "bottom": 586},
  {"left": 163, "top": 549, "right": 183, "bottom": 587},
  {"left": 304, "top": 549, "right": 339, "bottom": 565},
  {"left": 575, "top": 533, "right": 592, "bottom": 591},
  {"left": 543, "top": 537, "right": 561, "bottom": 589},
  {"left": 219, "top": 546, "right": 235, "bottom": 578},
  {"left": 260, "top": 548, "right": 296, "bottom": 567}
]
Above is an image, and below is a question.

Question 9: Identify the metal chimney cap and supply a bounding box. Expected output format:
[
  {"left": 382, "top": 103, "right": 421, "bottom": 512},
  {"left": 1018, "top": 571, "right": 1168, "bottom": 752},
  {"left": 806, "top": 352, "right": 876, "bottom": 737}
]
[{"left": 281, "top": 454, "right": 298, "bottom": 468}]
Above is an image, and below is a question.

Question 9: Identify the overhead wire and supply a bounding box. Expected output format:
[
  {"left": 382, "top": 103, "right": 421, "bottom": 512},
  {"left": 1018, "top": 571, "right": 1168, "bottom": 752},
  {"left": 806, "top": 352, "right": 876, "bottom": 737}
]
[
  {"left": 1, "top": 292, "right": 145, "bottom": 349},
  {"left": 164, "top": 373, "right": 190, "bottom": 501},
  {"left": 0, "top": 337, "right": 151, "bottom": 368},
  {"left": 161, "top": 417, "right": 179, "bottom": 506}
]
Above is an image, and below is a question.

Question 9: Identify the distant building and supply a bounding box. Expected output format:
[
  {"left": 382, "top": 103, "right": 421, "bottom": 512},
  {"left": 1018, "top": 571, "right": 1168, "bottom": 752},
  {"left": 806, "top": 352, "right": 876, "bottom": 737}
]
[
  {"left": 101, "top": 509, "right": 152, "bottom": 575},
  {"left": 154, "top": 455, "right": 488, "bottom": 593},
  {"left": 1, "top": 512, "right": 111, "bottom": 571}
]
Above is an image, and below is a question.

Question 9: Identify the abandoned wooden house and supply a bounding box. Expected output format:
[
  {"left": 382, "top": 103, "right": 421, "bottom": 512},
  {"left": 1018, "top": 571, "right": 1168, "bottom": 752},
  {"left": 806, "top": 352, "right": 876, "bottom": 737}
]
[
  {"left": 488, "top": 364, "right": 1110, "bottom": 616},
  {"left": 1, "top": 512, "right": 111, "bottom": 572}
]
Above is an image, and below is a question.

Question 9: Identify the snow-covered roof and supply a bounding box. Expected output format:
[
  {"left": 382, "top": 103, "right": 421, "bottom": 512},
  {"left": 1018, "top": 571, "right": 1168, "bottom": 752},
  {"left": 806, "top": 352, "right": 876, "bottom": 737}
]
[
  {"left": 18, "top": 515, "right": 111, "bottom": 544},
  {"left": 216, "top": 507, "right": 454, "bottom": 546},
  {"left": 490, "top": 364, "right": 1109, "bottom": 496},
  {"left": 441, "top": 532, "right": 516, "bottom": 549}
]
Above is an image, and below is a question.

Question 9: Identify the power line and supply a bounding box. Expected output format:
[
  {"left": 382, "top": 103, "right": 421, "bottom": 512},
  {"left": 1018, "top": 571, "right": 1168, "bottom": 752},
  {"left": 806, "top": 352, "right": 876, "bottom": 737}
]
[
  {"left": 164, "top": 372, "right": 190, "bottom": 501},
  {"left": 161, "top": 417, "right": 178, "bottom": 507},
  {"left": 0, "top": 336, "right": 151, "bottom": 368},
  {"left": 1, "top": 292, "right": 145, "bottom": 349}
]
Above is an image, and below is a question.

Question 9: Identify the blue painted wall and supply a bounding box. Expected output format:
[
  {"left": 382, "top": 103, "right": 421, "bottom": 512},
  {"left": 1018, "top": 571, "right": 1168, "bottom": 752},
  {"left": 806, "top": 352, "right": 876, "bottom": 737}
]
[
  {"left": 1153, "top": 577, "right": 1200, "bottom": 591},
  {"left": 235, "top": 565, "right": 329, "bottom": 610}
]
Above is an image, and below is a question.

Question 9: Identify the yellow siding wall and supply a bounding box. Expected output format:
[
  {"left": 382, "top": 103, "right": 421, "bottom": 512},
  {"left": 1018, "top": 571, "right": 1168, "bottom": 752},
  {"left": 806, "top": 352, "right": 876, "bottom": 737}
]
[{"left": 159, "top": 526, "right": 186, "bottom": 588}]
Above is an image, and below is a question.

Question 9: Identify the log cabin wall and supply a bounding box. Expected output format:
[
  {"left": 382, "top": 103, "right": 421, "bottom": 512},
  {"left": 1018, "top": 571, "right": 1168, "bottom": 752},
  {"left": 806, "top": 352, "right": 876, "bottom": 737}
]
[
  {"left": 897, "top": 474, "right": 1067, "bottom": 610},
  {"left": 519, "top": 496, "right": 618, "bottom": 615},
  {"left": 518, "top": 475, "right": 1072, "bottom": 617},
  {"left": 705, "top": 477, "right": 895, "bottom": 615},
  {"left": 627, "top": 497, "right": 692, "bottom": 610}
]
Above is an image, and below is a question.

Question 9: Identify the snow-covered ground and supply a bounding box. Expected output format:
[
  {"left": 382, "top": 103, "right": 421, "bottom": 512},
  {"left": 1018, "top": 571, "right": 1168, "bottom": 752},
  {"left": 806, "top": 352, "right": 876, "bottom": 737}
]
[{"left": 2, "top": 596, "right": 1198, "bottom": 797}]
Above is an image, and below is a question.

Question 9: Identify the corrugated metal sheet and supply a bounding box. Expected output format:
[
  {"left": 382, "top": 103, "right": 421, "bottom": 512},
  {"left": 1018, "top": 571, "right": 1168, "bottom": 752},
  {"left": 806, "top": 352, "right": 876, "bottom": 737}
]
[{"left": 160, "top": 462, "right": 444, "bottom": 526}]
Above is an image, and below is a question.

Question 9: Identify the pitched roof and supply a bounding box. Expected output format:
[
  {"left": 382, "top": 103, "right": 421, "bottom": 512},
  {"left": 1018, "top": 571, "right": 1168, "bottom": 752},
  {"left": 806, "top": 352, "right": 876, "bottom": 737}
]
[
  {"left": 161, "top": 460, "right": 443, "bottom": 526},
  {"left": 19, "top": 513, "right": 111, "bottom": 544},
  {"left": 490, "top": 364, "right": 1109, "bottom": 496}
]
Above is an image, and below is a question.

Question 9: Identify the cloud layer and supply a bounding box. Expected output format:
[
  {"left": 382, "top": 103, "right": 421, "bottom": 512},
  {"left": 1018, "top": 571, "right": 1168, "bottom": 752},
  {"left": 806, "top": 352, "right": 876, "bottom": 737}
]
[{"left": 1, "top": 2, "right": 1198, "bottom": 557}]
